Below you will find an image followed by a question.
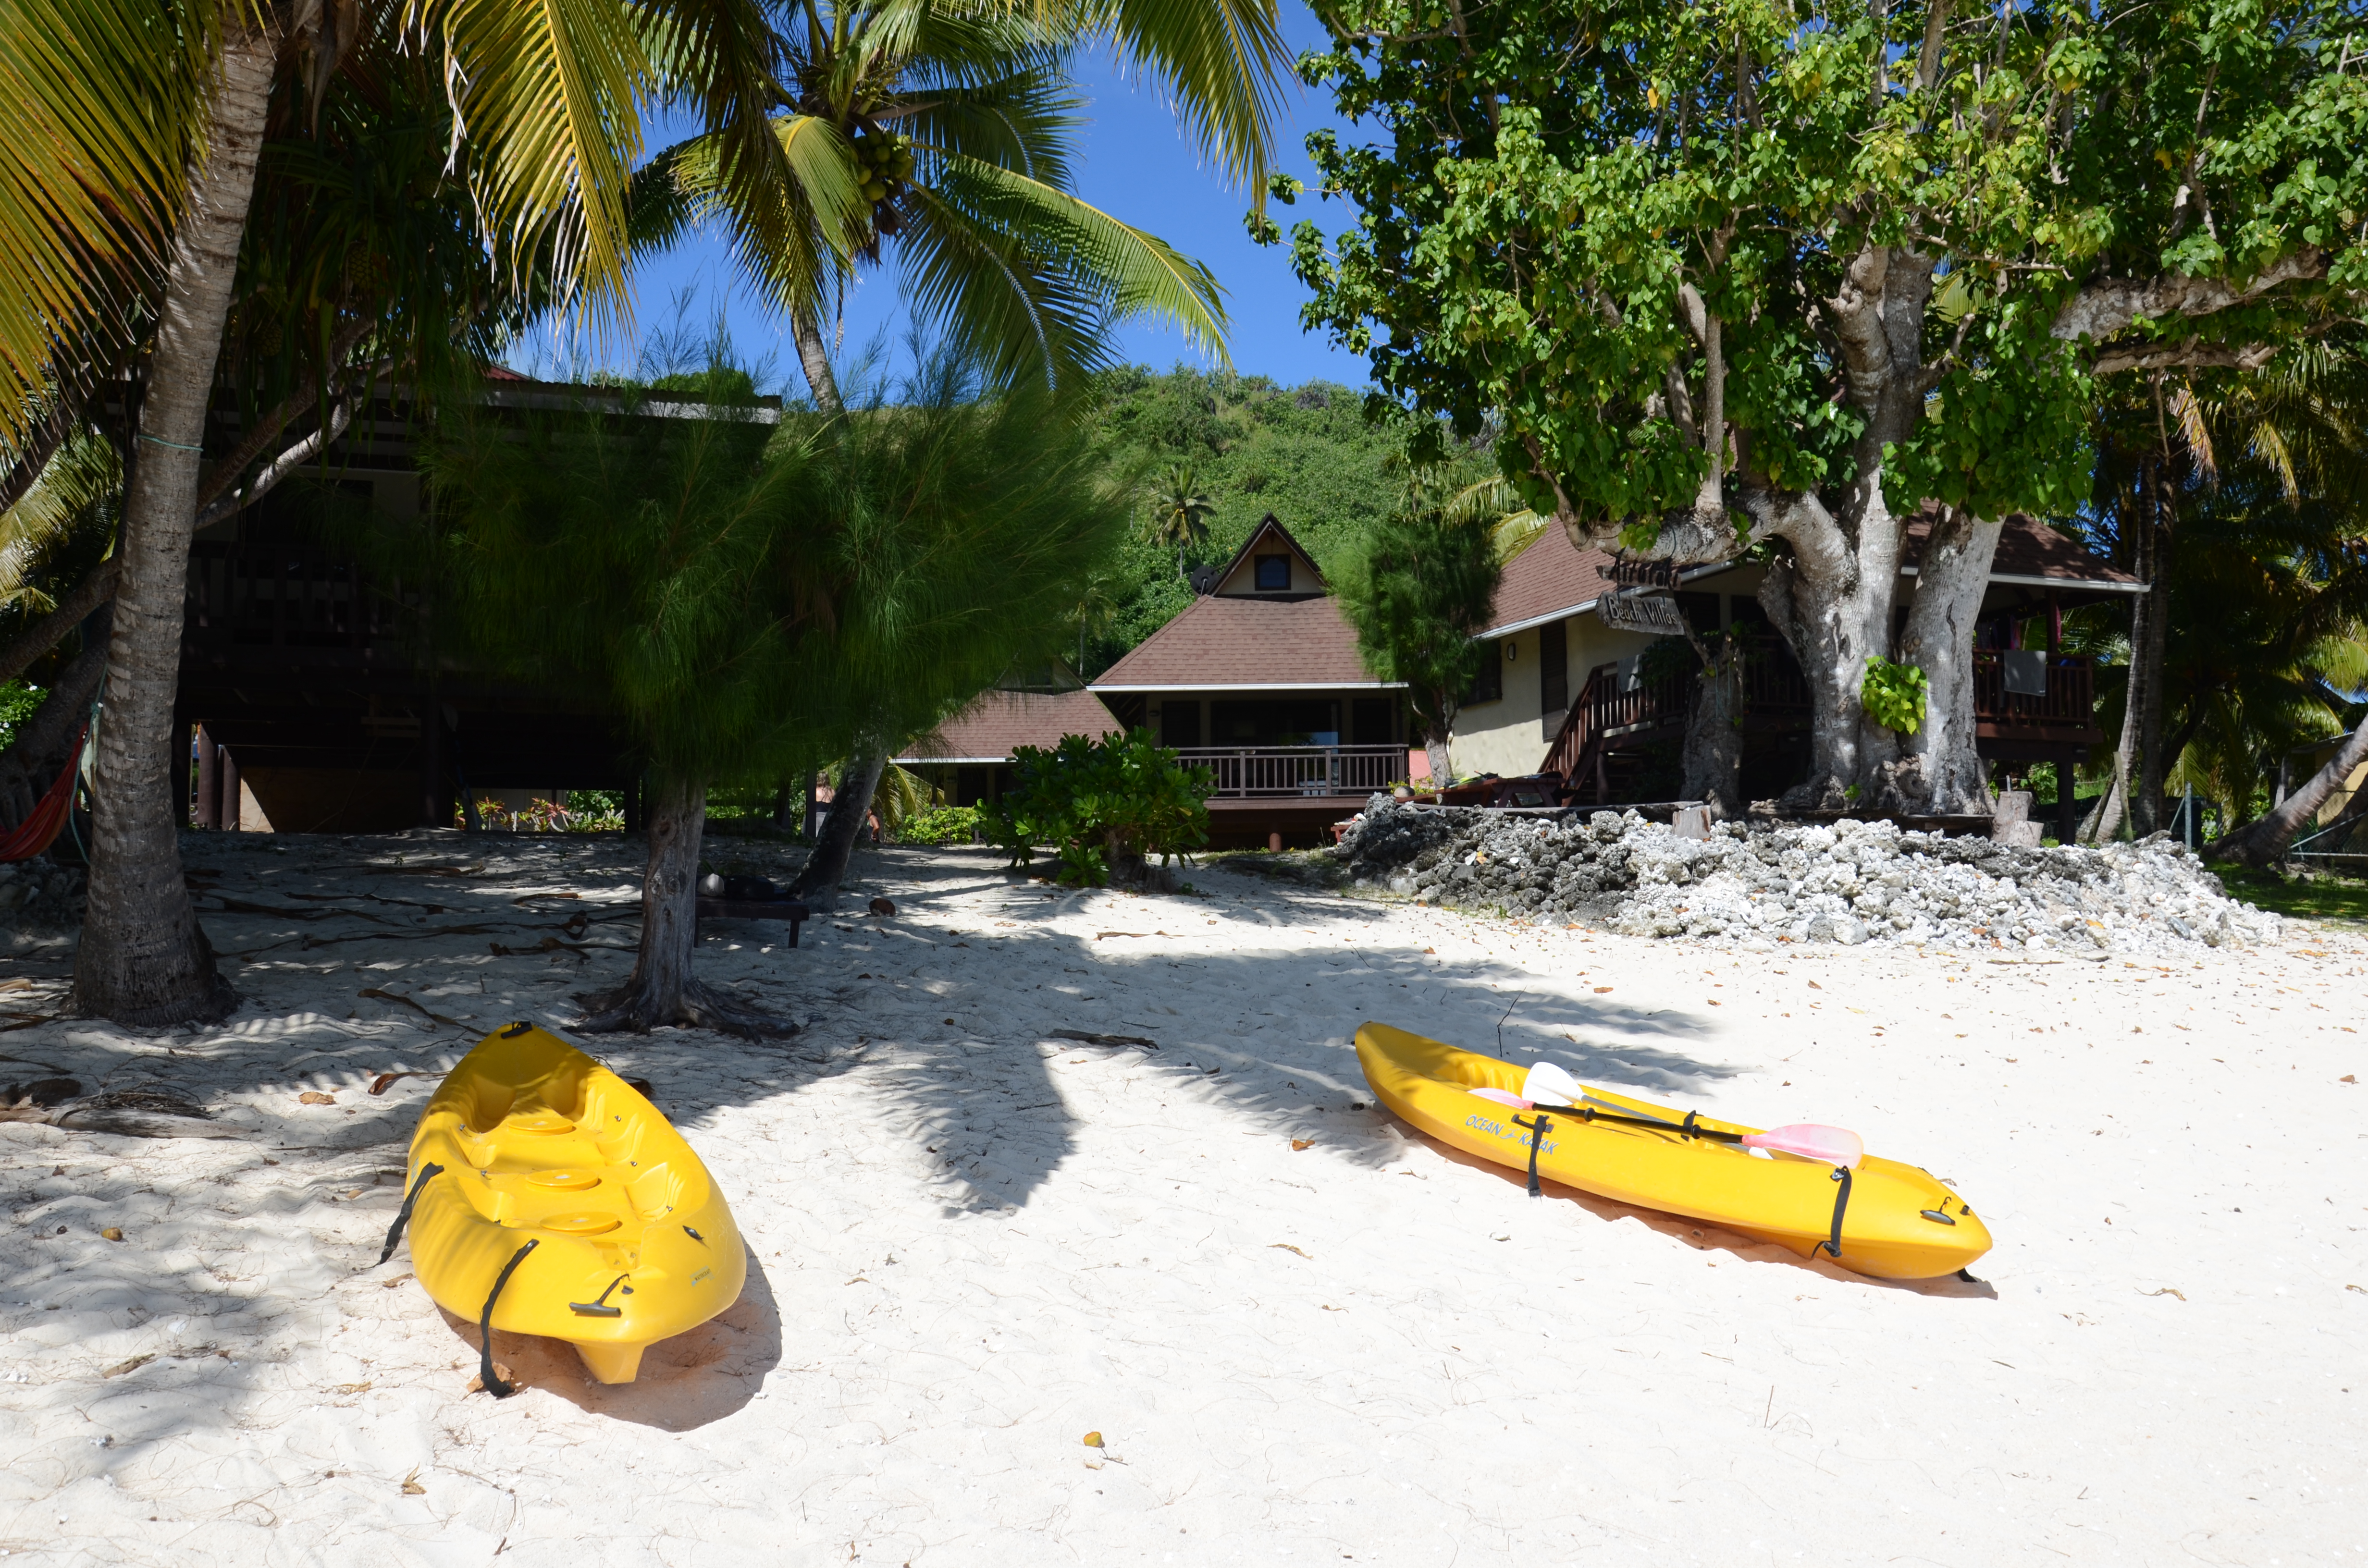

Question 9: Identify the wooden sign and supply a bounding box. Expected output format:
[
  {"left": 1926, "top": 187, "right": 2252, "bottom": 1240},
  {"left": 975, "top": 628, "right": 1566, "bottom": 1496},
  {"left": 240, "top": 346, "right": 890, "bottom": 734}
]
[
  {"left": 1597, "top": 591, "right": 1690, "bottom": 637},
  {"left": 1607, "top": 554, "right": 1682, "bottom": 588}
]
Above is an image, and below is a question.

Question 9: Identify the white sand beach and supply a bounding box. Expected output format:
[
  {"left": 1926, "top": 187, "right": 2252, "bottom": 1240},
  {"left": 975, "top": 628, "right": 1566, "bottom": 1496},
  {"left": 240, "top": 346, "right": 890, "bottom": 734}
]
[{"left": 2, "top": 835, "right": 2364, "bottom": 1566}]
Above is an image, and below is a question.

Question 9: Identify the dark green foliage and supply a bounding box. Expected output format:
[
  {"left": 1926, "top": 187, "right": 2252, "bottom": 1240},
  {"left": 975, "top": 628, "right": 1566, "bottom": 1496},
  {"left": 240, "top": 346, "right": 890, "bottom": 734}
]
[
  {"left": 1282, "top": 0, "right": 2368, "bottom": 533},
  {"left": 1076, "top": 366, "right": 1398, "bottom": 674},
  {"left": 1333, "top": 508, "right": 1498, "bottom": 747},
  {"left": 978, "top": 730, "right": 1215, "bottom": 885},
  {"left": 897, "top": 804, "right": 981, "bottom": 845},
  {"left": 411, "top": 354, "right": 1132, "bottom": 791}
]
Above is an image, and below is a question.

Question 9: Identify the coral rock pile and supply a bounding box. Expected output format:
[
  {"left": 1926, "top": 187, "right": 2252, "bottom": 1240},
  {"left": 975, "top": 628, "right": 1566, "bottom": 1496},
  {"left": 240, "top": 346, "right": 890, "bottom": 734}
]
[{"left": 1334, "top": 798, "right": 2280, "bottom": 953}]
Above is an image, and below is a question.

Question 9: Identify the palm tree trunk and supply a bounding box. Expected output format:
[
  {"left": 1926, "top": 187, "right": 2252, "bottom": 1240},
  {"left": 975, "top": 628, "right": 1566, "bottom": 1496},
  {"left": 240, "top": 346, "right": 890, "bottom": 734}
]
[
  {"left": 790, "top": 308, "right": 844, "bottom": 415},
  {"left": 2209, "top": 723, "right": 2368, "bottom": 866},
  {"left": 580, "top": 773, "right": 789, "bottom": 1038},
  {"left": 790, "top": 751, "right": 886, "bottom": 904},
  {"left": 72, "top": 28, "right": 279, "bottom": 1027}
]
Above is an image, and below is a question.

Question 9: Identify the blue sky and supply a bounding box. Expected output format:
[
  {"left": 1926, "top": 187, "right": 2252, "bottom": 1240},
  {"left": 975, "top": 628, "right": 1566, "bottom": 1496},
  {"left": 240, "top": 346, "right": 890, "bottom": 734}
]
[{"left": 512, "top": 3, "right": 1374, "bottom": 393}]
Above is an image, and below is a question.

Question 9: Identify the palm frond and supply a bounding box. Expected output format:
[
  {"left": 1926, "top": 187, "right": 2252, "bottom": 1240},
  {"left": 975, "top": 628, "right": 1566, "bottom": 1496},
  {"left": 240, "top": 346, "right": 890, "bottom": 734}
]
[
  {"left": 1056, "top": 0, "right": 1288, "bottom": 190},
  {"left": 0, "top": 0, "right": 210, "bottom": 446},
  {"left": 0, "top": 432, "right": 118, "bottom": 614},
  {"left": 405, "top": 0, "right": 652, "bottom": 309},
  {"left": 900, "top": 152, "right": 1226, "bottom": 386}
]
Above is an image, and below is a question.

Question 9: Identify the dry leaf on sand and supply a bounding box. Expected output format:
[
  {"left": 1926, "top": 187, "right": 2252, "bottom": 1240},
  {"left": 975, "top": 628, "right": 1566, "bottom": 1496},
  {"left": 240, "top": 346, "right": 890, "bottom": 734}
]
[
  {"left": 1290, "top": 1139, "right": 1314, "bottom": 1151},
  {"left": 400, "top": 1469, "right": 426, "bottom": 1496},
  {"left": 101, "top": 1354, "right": 154, "bottom": 1379},
  {"left": 466, "top": 1364, "right": 518, "bottom": 1395},
  {"left": 1270, "top": 1243, "right": 1310, "bottom": 1258},
  {"left": 298, "top": 1091, "right": 336, "bottom": 1106}
]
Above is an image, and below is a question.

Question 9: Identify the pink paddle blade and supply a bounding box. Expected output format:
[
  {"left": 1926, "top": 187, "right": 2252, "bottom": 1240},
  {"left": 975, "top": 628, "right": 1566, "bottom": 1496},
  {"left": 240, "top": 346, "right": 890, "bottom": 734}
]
[
  {"left": 1468, "top": 1086, "right": 1532, "bottom": 1109},
  {"left": 1741, "top": 1124, "right": 1864, "bottom": 1169}
]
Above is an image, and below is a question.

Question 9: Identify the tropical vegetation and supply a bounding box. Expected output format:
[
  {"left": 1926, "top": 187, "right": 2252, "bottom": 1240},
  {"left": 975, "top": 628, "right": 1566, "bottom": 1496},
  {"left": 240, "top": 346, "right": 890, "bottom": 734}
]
[
  {"left": 979, "top": 729, "right": 1213, "bottom": 885},
  {"left": 1274, "top": 0, "right": 2368, "bottom": 819}
]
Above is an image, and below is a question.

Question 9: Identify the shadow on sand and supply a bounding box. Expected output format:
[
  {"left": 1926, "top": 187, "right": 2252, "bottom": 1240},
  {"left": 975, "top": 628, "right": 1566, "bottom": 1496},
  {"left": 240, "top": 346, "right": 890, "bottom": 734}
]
[{"left": 438, "top": 1244, "right": 783, "bottom": 1432}]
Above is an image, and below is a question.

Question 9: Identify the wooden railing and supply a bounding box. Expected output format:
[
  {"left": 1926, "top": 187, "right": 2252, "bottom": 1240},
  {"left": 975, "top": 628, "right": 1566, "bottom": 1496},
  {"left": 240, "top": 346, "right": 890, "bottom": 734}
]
[
  {"left": 185, "top": 539, "right": 408, "bottom": 653},
  {"left": 1542, "top": 667, "right": 1694, "bottom": 780},
  {"left": 1173, "top": 745, "right": 1406, "bottom": 798},
  {"left": 1970, "top": 651, "right": 2097, "bottom": 736}
]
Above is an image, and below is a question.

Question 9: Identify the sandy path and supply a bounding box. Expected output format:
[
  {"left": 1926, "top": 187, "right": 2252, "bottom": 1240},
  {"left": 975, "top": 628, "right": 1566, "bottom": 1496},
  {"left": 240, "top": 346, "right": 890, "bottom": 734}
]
[{"left": 2, "top": 834, "right": 2364, "bottom": 1566}]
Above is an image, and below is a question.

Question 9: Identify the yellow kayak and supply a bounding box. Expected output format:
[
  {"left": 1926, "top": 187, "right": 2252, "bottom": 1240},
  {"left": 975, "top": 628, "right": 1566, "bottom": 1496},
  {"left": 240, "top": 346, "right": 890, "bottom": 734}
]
[
  {"left": 1355, "top": 1023, "right": 1991, "bottom": 1280},
  {"left": 391, "top": 1022, "right": 746, "bottom": 1385}
]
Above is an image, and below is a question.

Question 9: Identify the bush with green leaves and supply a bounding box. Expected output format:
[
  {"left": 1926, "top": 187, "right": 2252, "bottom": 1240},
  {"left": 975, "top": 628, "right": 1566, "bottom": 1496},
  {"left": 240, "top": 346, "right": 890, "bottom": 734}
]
[
  {"left": 979, "top": 730, "right": 1213, "bottom": 886},
  {"left": 897, "top": 804, "right": 981, "bottom": 846},
  {"left": 1861, "top": 657, "right": 1931, "bottom": 736}
]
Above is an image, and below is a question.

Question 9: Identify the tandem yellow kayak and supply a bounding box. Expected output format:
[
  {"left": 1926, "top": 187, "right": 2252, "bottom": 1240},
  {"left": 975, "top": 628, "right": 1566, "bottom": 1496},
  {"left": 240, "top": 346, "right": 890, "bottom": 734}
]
[
  {"left": 387, "top": 1023, "right": 746, "bottom": 1386},
  {"left": 1355, "top": 1023, "right": 1991, "bottom": 1280}
]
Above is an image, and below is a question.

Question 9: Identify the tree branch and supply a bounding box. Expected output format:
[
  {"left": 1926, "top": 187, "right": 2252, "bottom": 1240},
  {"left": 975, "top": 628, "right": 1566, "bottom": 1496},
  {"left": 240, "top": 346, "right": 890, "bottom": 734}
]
[
  {"left": 194, "top": 314, "right": 374, "bottom": 512},
  {"left": 193, "top": 397, "right": 356, "bottom": 532},
  {"left": 2091, "top": 342, "right": 2281, "bottom": 376},
  {"left": 2051, "top": 248, "right": 2325, "bottom": 343},
  {"left": 0, "top": 556, "right": 119, "bottom": 686}
]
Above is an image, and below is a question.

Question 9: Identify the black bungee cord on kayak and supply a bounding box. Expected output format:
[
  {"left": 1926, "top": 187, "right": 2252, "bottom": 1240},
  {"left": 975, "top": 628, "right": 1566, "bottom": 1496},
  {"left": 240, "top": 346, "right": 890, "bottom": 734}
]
[
  {"left": 1820, "top": 1166, "right": 1853, "bottom": 1260},
  {"left": 477, "top": 1238, "right": 540, "bottom": 1397},
  {"left": 1510, "top": 1114, "right": 1553, "bottom": 1197},
  {"left": 375, "top": 1163, "right": 445, "bottom": 1267}
]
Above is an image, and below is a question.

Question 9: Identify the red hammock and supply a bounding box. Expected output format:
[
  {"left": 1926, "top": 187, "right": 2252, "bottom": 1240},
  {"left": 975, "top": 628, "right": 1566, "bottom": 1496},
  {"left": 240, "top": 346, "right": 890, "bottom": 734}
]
[{"left": 0, "top": 722, "right": 90, "bottom": 863}]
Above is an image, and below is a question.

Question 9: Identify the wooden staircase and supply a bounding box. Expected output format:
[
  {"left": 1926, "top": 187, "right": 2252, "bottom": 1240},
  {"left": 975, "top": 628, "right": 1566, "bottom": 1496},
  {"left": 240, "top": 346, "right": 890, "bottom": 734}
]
[{"left": 1542, "top": 666, "right": 1695, "bottom": 805}]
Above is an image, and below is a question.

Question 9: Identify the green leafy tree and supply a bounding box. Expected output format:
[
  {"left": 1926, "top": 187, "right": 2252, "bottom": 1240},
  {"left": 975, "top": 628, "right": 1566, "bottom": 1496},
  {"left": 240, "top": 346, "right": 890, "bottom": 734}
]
[
  {"left": 979, "top": 729, "right": 1214, "bottom": 885},
  {"left": 1335, "top": 489, "right": 1500, "bottom": 784},
  {"left": 419, "top": 352, "right": 1131, "bottom": 1030},
  {"left": 1276, "top": 0, "right": 2368, "bottom": 816}
]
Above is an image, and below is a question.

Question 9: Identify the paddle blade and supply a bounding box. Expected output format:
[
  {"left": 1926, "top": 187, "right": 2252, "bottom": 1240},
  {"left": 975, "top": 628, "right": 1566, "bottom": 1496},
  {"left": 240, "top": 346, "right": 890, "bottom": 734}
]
[
  {"left": 1521, "top": 1061, "right": 1584, "bottom": 1106},
  {"left": 1742, "top": 1124, "right": 1864, "bottom": 1169},
  {"left": 1468, "top": 1086, "right": 1531, "bottom": 1109}
]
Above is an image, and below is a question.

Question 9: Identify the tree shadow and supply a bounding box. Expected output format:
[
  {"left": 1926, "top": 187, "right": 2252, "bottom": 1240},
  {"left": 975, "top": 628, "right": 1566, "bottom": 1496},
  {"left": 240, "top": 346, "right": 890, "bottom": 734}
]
[{"left": 437, "top": 1243, "right": 782, "bottom": 1431}]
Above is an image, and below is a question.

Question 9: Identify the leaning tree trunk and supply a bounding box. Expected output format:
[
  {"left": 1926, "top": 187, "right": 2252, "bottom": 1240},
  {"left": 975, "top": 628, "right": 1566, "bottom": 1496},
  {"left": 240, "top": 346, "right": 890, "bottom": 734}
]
[
  {"left": 2131, "top": 453, "right": 2173, "bottom": 836},
  {"left": 1890, "top": 506, "right": 2003, "bottom": 814},
  {"left": 0, "top": 606, "right": 111, "bottom": 829},
  {"left": 580, "top": 774, "right": 788, "bottom": 1038},
  {"left": 2208, "top": 722, "right": 2368, "bottom": 866},
  {"left": 72, "top": 29, "right": 280, "bottom": 1027},
  {"left": 790, "top": 751, "right": 886, "bottom": 904},
  {"left": 2084, "top": 521, "right": 2158, "bottom": 845}
]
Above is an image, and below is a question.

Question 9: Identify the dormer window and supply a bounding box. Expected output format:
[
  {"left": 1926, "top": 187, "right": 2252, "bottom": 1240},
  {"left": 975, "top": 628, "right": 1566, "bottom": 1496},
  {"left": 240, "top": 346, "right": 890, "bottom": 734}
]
[{"left": 1254, "top": 554, "right": 1291, "bottom": 591}]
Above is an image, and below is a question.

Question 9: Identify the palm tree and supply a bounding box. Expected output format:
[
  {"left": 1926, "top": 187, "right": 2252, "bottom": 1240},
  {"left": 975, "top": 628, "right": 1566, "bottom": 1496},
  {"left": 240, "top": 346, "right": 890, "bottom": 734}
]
[
  {"left": 5, "top": 0, "right": 1285, "bottom": 1021},
  {"left": 1144, "top": 464, "right": 1217, "bottom": 578}
]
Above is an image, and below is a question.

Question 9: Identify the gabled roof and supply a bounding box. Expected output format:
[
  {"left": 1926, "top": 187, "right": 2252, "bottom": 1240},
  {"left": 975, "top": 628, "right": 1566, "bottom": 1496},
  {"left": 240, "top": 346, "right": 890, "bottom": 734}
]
[
  {"left": 895, "top": 688, "right": 1120, "bottom": 764},
  {"left": 1089, "top": 594, "right": 1400, "bottom": 691},
  {"left": 1207, "top": 513, "right": 1328, "bottom": 598},
  {"left": 1478, "top": 511, "right": 2141, "bottom": 638}
]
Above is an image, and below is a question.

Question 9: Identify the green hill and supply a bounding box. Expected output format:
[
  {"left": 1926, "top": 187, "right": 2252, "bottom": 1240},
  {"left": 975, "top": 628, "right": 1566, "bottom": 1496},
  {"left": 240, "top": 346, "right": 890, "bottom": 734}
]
[{"left": 1078, "top": 366, "right": 1398, "bottom": 677}]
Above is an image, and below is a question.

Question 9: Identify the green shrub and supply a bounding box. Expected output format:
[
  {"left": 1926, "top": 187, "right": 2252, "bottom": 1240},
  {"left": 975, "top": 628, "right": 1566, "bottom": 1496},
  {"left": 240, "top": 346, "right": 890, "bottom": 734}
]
[
  {"left": 1860, "top": 655, "right": 1930, "bottom": 735},
  {"left": 898, "top": 804, "right": 981, "bottom": 845},
  {"left": 979, "top": 730, "right": 1214, "bottom": 886}
]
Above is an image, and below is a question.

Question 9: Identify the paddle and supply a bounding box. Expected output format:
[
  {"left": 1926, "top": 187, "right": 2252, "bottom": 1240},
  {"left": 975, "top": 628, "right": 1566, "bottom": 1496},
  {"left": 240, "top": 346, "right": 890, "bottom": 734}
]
[{"left": 1464, "top": 1064, "right": 1865, "bottom": 1168}]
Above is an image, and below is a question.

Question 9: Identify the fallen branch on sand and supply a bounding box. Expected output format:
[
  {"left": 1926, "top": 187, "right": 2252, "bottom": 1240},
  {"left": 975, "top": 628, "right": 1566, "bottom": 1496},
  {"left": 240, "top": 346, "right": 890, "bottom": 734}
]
[
  {"left": 358, "top": 987, "right": 465, "bottom": 1027},
  {"left": 0, "top": 1084, "right": 237, "bottom": 1138},
  {"left": 1047, "top": 1029, "right": 1159, "bottom": 1049}
]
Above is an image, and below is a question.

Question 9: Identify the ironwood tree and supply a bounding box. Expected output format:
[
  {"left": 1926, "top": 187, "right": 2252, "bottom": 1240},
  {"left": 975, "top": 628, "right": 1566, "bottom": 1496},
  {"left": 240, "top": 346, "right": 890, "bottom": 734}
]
[
  {"left": 419, "top": 355, "right": 1128, "bottom": 1033},
  {"left": 1271, "top": 0, "right": 2368, "bottom": 814}
]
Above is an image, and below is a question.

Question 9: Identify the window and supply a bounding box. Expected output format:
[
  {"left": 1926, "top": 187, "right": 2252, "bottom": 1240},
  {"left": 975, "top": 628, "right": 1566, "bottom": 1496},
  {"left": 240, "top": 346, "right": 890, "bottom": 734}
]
[
  {"left": 1463, "top": 641, "right": 1503, "bottom": 705},
  {"left": 1254, "top": 554, "right": 1291, "bottom": 591},
  {"left": 1539, "top": 620, "right": 1567, "bottom": 714}
]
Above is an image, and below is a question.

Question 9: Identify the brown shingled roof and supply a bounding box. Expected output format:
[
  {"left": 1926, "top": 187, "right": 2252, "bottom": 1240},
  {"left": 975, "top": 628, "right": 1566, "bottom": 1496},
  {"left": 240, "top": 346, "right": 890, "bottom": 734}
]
[
  {"left": 1480, "top": 510, "right": 2136, "bottom": 636},
  {"left": 1089, "top": 594, "right": 1396, "bottom": 690},
  {"left": 895, "top": 689, "right": 1120, "bottom": 763}
]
